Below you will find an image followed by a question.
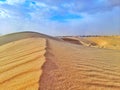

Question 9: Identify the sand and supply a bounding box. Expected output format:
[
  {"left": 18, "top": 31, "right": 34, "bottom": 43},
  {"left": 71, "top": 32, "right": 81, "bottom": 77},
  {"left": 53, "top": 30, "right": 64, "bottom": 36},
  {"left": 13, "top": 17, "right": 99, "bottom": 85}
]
[
  {"left": 0, "top": 32, "right": 120, "bottom": 90},
  {"left": 0, "top": 38, "right": 46, "bottom": 90},
  {"left": 85, "top": 36, "right": 120, "bottom": 50},
  {"left": 40, "top": 39, "right": 120, "bottom": 90},
  {"left": 61, "top": 36, "right": 120, "bottom": 50}
]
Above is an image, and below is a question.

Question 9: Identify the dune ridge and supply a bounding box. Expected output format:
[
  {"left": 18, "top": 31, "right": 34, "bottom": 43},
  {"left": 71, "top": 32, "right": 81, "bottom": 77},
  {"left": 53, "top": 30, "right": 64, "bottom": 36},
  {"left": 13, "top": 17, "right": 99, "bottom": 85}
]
[
  {"left": 0, "top": 31, "right": 61, "bottom": 46},
  {"left": 0, "top": 32, "right": 120, "bottom": 90}
]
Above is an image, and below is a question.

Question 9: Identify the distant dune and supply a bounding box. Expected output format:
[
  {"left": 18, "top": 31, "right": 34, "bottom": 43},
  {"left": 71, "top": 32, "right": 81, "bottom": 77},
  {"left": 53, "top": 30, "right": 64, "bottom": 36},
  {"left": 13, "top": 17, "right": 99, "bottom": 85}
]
[
  {"left": 61, "top": 36, "right": 120, "bottom": 50},
  {"left": 0, "top": 32, "right": 120, "bottom": 90}
]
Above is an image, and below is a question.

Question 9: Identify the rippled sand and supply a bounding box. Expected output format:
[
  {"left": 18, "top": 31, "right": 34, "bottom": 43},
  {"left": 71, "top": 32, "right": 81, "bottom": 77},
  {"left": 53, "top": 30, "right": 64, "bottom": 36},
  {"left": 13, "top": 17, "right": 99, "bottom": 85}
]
[
  {"left": 0, "top": 32, "right": 120, "bottom": 90},
  {"left": 61, "top": 36, "right": 120, "bottom": 50},
  {"left": 40, "top": 39, "right": 120, "bottom": 90},
  {"left": 0, "top": 38, "right": 46, "bottom": 90}
]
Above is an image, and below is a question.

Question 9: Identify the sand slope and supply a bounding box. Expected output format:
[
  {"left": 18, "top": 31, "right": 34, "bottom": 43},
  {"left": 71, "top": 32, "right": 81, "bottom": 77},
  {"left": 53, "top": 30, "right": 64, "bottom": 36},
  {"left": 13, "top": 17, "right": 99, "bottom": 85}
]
[
  {"left": 0, "top": 38, "right": 46, "bottom": 90},
  {"left": 0, "top": 31, "right": 61, "bottom": 46},
  {"left": 40, "top": 39, "right": 120, "bottom": 90},
  {"left": 0, "top": 32, "right": 120, "bottom": 90},
  {"left": 61, "top": 36, "right": 120, "bottom": 50},
  {"left": 85, "top": 36, "right": 120, "bottom": 50}
]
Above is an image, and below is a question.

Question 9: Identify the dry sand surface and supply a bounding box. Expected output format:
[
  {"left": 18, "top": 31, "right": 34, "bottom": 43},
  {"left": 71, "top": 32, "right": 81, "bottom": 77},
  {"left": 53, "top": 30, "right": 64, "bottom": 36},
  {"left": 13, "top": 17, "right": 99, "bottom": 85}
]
[
  {"left": 0, "top": 38, "right": 46, "bottom": 90},
  {"left": 61, "top": 36, "right": 120, "bottom": 50},
  {"left": 0, "top": 32, "right": 120, "bottom": 90},
  {"left": 85, "top": 36, "right": 120, "bottom": 50}
]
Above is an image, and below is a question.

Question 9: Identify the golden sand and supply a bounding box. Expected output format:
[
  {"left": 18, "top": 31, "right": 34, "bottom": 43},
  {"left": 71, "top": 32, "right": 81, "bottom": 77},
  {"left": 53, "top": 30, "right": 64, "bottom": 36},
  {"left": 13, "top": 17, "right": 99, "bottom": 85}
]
[
  {"left": 85, "top": 36, "right": 120, "bottom": 50},
  {"left": 0, "top": 38, "right": 46, "bottom": 90},
  {"left": 61, "top": 36, "right": 120, "bottom": 50},
  {"left": 0, "top": 32, "right": 120, "bottom": 90},
  {"left": 40, "top": 39, "right": 120, "bottom": 90}
]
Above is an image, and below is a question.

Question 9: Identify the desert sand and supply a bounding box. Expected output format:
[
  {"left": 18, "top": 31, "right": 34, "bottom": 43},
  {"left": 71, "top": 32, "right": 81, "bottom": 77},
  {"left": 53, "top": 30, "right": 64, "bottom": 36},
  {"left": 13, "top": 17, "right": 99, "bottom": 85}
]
[
  {"left": 0, "top": 37, "right": 46, "bottom": 90},
  {"left": 0, "top": 32, "right": 120, "bottom": 90},
  {"left": 61, "top": 36, "right": 120, "bottom": 50}
]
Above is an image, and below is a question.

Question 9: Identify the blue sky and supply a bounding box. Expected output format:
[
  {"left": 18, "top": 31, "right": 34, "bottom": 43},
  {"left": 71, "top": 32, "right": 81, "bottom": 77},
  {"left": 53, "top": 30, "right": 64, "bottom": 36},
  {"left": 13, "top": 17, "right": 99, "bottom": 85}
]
[{"left": 0, "top": 0, "right": 120, "bottom": 35}]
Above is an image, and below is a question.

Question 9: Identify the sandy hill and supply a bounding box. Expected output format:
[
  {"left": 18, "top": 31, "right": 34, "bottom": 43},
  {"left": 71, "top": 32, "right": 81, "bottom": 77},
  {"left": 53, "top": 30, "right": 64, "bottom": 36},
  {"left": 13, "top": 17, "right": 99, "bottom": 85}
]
[
  {"left": 61, "top": 36, "right": 120, "bottom": 50},
  {"left": 0, "top": 31, "right": 61, "bottom": 46},
  {"left": 0, "top": 32, "right": 120, "bottom": 90}
]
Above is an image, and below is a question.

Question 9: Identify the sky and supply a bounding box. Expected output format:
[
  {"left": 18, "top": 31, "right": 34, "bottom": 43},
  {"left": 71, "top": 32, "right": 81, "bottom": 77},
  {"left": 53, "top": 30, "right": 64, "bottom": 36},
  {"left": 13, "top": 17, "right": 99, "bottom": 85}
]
[{"left": 0, "top": 0, "right": 120, "bottom": 36}]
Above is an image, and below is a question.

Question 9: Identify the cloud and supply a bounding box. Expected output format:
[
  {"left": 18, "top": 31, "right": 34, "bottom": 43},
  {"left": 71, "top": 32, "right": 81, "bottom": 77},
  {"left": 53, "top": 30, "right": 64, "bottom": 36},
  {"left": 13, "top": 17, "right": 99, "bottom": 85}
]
[
  {"left": 0, "top": 0, "right": 25, "bottom": 5},
  {"left": 0, "top": 0, "right": 120, "bottom": 35},
  {"left": 63, "top": 7, "right": 120, "bottom": 35},
  {"left": 0, "top": 0, "right": 119, "bottom": 20},
  {"left": 34, "top": 0, "right": 120, "bottom": 14},
  {"left": 0, "top": 8, "right": 11, "bottom": 18}
]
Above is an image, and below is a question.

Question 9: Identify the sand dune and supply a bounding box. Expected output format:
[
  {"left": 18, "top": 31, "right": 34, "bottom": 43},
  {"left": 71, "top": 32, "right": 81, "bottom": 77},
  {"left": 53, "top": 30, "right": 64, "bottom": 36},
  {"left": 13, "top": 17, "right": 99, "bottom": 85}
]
[
  {"left": 61, "top": 36, "right": 120, "bottom": 50},
  {"left": 0, "top": 32, "right": 120, "bottom": 90},
  {"left": 0, "top": 38, "right": 46, "bottom": 90},
  {"left": 61, "top": 37, "right": 97, "bottom": 46},
  {"left": 0, "top": 31, "right": 61, "bottom": 46},
  {"left": 40, "top": 39, "right": 120, "bottom": 90},
  {"left": 85, "top": 36, "right": 120, "bottom": 50}
]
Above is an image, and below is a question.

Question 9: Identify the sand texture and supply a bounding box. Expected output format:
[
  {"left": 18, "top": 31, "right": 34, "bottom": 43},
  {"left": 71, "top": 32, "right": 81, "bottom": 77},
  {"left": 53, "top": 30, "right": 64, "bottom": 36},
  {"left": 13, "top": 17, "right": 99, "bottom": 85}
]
[
  {"left": 61, "top": 36, "right": 120, "bottom": 50},
  {"left": 0, "top": 38, "right": 46, "bottom": 90},
  {"left": 0, "top": 32, "right": 120, "bottom": 90}
]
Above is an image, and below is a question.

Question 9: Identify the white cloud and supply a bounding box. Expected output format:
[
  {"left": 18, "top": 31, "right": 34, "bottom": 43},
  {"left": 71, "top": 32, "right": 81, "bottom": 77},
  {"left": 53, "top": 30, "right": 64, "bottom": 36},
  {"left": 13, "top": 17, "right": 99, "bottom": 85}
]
[
  {"left": 66, "top": 7, "right": 120, "bottom": 35},
  {"left": 0, "top": 0, "right": 25, "bottom": 5},
  {"left": 0, "top": 0, "right": 120, "bottom": 35},
  {"left": 0, "top": 8, "right": 11, "bottom": 18},
  {"left": 6, "top": 0, "right": 25, "bottom": 5},
  {"left": 35, "top": 1, "right": 58, "bottom": 11},
  {"left": 36, "top": 2, "right": 48, "bottom": 8}
]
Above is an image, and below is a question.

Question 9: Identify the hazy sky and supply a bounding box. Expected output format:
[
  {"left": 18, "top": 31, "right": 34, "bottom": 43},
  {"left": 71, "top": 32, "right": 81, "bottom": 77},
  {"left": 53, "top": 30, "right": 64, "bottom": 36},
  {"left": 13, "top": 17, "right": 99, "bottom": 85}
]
[{"left": 0, "top": 0, "right": 120, "bottom": 35}]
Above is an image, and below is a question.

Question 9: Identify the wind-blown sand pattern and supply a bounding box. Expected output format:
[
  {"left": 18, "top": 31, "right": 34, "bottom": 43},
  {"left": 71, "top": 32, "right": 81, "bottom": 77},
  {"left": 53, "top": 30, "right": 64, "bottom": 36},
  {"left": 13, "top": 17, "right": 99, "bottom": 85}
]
[
  {"left": 40, "top": 39, "right": 120, "bottom": 90},
  {"left": 61, "top": 36, "right": 120, "bottom": 50},
  {"left": 0, "top": 38, "right": 46, "bottom": 90},
  {"left": 85, "top": 36, "right": 120, "bottom": 50},
  {"left": 0, "top": 32, "right": 120, "bottom": 90}
]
